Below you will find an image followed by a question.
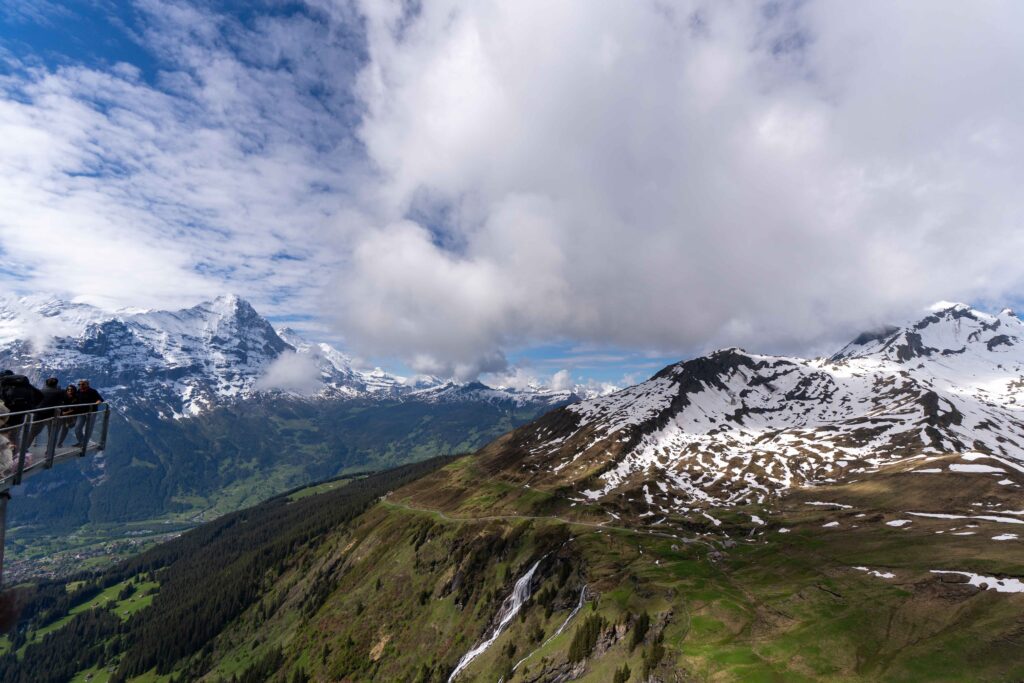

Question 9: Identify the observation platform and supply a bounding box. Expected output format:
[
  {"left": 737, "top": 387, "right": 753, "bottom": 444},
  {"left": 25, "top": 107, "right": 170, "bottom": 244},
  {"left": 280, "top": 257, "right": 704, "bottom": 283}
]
[
  {"left": 0, "top": 403, "right": 111, "bottom": 585},
  {"left": 0, "top": 404, "right": 110, "bottom": 490}
]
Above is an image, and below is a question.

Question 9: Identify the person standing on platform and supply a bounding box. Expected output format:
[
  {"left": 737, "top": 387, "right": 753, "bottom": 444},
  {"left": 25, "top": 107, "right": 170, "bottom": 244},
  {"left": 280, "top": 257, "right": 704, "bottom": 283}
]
[
  {"left": 29, "top": 378, "right": 66, "bottom": 446},
  {"left": 0, "top": 371, "right": 42, "bottom": 450},
  {"left": 56, "top": 385, "right": 79, "bottom": 448},
  {"left": 71, "top": 379, "right": 103, "bottom": 448}
]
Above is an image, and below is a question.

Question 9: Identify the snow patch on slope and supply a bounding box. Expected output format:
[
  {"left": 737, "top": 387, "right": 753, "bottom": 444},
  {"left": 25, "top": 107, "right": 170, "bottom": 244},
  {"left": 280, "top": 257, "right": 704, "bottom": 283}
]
[{"left": 526, "top": 304, "right": 1024, "bottom": 510}]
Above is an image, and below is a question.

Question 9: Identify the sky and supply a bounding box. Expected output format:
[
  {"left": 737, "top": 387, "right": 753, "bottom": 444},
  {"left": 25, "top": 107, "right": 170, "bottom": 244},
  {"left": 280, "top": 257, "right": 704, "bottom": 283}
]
[{"left": 0, "top": 1, "right": 1022, "bottom": 388}]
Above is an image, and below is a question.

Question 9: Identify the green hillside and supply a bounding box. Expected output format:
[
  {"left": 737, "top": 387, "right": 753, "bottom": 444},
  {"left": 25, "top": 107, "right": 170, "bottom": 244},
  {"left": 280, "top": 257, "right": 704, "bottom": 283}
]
[{"left": 2, "top": 455, "right": 1022, "bottom": 682}]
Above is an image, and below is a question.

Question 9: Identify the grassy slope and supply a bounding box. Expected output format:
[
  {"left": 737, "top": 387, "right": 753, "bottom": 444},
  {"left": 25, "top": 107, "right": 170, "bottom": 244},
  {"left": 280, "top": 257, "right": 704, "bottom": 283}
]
[
  {"left": 9, "top": 453, "right": 1024, "bottom": 682},
  {"left": 158, "top": 456, "right": 1024, "bottom": 680},
  {"left": 182, "top": 510, "right": 1022, "bottom": 682}
]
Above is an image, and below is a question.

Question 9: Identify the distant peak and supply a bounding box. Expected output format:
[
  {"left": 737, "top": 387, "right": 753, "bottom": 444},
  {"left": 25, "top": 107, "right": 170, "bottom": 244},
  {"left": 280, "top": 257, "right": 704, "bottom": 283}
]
[
  {"left": 275, "top": 327, "right": 304, "bottom": 342},
  {"left": 699, "top": 347, "right": 750, "bottom": 361},
  {"left": 927, "top": 300, "right": 971, "bottom": 313},
  {"left": 210, "top": 293, "right": 242, "bottom": 308},
  {"left": 201, "top": 294, "right": 260, "bottom": 319}
]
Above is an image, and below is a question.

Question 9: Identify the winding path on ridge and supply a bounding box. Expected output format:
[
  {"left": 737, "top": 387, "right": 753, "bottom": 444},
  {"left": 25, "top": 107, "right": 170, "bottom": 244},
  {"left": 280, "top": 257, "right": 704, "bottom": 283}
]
[{"left": 380, "top": 496, "right": 715, "bottom": 548}]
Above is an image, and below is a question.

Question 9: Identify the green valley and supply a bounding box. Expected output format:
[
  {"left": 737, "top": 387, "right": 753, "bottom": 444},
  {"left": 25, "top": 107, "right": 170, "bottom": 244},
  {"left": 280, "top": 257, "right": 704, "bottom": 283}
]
[{"left": 5, "top": 396, "right": 559, "bottom": 583}]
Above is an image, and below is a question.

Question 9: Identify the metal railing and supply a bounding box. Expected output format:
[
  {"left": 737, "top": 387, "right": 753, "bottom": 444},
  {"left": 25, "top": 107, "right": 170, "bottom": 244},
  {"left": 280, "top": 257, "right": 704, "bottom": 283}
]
[
  {"left": 0, "top": 401, "right": 111, "bottom": 587},
  {"left": 0, "top": 402, "right": 111, "bottom": 490}
]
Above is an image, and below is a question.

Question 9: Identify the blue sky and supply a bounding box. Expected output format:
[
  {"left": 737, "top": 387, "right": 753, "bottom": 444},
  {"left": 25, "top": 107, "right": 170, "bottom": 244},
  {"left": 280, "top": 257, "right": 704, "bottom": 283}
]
[
  {"left": 1, "top": 1, "right": 1022, "bottom": 388},
  {"left": 2, "top": 3, "right": 155, "bottom": 74}
]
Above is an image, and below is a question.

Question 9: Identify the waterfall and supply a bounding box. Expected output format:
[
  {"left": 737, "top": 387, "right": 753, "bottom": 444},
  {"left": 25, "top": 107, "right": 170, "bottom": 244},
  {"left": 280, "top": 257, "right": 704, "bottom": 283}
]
[
  {"left": 447, "top": 557, "right": 544, "bottom": 682},
  {"left": 510, "top": 583, "right": 587, "bottom": 674},
  {"left": 551, "top": 583, "right": 587, "bottom": 638}
]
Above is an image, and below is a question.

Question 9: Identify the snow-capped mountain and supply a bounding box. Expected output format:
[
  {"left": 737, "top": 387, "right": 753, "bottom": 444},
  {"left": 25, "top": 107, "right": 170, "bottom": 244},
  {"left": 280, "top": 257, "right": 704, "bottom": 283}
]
[
  {"left": 0, "top": 294, "right": 579, "bottom": 417},
  {"left": 480, "top": 303, "right": 1024, "bottom": 512},
  {"left": 407, "top": 380, "right": 580, "bottom": 408},
  {"left": 273, "top": 326, "right": 409, "bottom": 398},
  {"left": 0, "top": 294, "right": 307, "bottom": 416}
]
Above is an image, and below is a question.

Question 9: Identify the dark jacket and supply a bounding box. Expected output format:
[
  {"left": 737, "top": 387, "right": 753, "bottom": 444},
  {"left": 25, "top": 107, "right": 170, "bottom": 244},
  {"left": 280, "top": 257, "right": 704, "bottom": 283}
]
[
  {"left": 1, "top": 375, "right": 43, "bottom": 413},
  {"left": 76, "top": 387, "right": 104, "bottom": 411},
  {"left": 36, "top": 386, "right": 67, "bottom": 412}
]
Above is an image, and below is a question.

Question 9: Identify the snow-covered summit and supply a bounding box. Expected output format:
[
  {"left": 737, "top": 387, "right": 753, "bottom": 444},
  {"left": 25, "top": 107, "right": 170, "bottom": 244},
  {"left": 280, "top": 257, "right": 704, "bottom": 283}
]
[
  {"left": 489, "top": 304, "right": 1024, "bottom": 511},
  {"left": 832, "top": 303, "right": 1022, "bottom": 364},
  {"left": 408, "top": 380, "right": 580, "bottom": 408},
  {"left": 0, "top": 294, "right": 293, "bottom": 416},
  {"left": 0, "top": 295, "right": 111, "bottom": 347},
  {"left": 0, "top": 294, "right": 578, "bottom": 418}
]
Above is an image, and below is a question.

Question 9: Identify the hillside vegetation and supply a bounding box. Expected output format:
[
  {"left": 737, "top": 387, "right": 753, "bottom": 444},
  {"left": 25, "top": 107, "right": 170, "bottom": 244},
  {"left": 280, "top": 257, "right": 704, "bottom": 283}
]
[
  {"left": 2, "top": 453, "right": 1022, "bottom": 682},
  {"left": 6, "top": 397, "right": 552, "bottom": 581}
]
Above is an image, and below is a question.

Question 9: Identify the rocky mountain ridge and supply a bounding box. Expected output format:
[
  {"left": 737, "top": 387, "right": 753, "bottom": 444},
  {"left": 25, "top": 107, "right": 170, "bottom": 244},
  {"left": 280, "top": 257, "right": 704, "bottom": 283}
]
[
  {"left": 480, "top": 303, "right": 1024, "bottom": 513},
  {"left": 0, "top": 294, "right": 584, "bottom": 418}
]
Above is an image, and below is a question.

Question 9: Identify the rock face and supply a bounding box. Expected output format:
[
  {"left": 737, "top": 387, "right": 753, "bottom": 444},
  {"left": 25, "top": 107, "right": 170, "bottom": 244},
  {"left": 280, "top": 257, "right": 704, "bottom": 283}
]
[
  {"left": 480, "top": 304, "right": 1024, "bottom": 510},
  {"left": 0, "top": 294, "right": 579, "bottom": 418}
]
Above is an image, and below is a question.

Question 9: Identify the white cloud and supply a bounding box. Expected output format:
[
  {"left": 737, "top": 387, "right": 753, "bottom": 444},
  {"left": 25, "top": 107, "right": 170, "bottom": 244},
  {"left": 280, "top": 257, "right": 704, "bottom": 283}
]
[
  {"left": 332, "top": 0, "right": 1024, "bottom": 372},
  {"left": 254, "top": 351, "right": 322, "bottom": 395},
  {"left": 549, "top": 369, "right": 573, "bottom": 392},
  {"left": 3, "top": 1, "right": 1024, "bottom": 380},
  {"left": 0, "top": 0, "right": 365, "bottom": 319}
]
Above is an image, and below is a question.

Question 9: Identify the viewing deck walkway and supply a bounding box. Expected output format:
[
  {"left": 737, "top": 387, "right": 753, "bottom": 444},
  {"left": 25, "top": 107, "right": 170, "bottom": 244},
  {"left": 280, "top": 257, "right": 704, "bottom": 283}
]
[
  {"left": 0, "top": 403, "right": 110, "bottom": 490},
  {"left": 0, "top": 403, "right": 111, "bottom": 585}
]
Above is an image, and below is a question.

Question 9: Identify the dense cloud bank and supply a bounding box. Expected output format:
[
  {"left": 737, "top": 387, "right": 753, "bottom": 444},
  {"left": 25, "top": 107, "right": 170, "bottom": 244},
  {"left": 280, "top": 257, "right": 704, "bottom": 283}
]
[{"left": 2, "top": 1, "right": 1023, "bottom": 378}]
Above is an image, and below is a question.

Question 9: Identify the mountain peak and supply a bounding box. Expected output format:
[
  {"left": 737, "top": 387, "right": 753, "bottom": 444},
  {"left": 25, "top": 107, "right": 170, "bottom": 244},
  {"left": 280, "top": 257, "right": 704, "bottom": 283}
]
[
  {"left": 0, "top": 295, "right": 579, "bottom": 417},
  {"left": 498, "top": 301, "right": 1024, "bottom": 512},
  {"left": 831, "top": 303, "right": 1020, "bottom": 363},
  {"left": 927, "top": 300, "right": 972, "bottom": 313},
  {"left": 201, "top": 293, "right": 256, "bottom": 318},
  {"left": 710, "top": 346, "right": 748, "bottom": 357},
  {"left": 918, "top": 301, "right": 996, "bottom": 325}
]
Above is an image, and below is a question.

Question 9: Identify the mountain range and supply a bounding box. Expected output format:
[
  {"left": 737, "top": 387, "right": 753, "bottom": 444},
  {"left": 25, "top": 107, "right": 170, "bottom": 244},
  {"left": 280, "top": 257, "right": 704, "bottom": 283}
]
[
  {"left": 0, "top": 295, "right": 596, "bottom": 580},
  {"left": 1, "top": 302, "right": 1023, "bottom": 682},
  {"left": 0, "top": 294, "right": 592, "bottom": 418},
  {"left": 468, "top": 302, "right": 1024, "bottom": 519}
]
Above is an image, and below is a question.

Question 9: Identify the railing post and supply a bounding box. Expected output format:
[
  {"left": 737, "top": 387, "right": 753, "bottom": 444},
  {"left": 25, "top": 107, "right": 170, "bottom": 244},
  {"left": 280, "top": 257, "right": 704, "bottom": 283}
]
[
  {"left": 13, "top": 417, "right": 32, "bottom": 485},
  {"left": 44, "top": 409, "right": 59, "bottom": 469},
  {"left": 80, "top": 409, "right": 97, "bottom": 457},
  {"left": 97, "top": 405, "right": 110, "bottom": 452},
  {"left": 0, "top": 491, "right": 8, "bottom": 588}
]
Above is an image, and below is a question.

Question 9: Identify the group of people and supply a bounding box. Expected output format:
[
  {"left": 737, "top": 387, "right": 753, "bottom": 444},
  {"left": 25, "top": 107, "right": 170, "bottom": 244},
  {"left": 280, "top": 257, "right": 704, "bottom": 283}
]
[{"left": 0, "top": 373, "right": 104, "bottom": 451}]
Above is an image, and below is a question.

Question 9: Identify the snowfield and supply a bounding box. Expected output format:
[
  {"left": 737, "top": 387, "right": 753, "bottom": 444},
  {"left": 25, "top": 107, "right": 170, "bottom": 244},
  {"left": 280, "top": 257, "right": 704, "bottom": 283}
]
[{"left": 930, "top": 571, "right": 1024, "bottom": 593}]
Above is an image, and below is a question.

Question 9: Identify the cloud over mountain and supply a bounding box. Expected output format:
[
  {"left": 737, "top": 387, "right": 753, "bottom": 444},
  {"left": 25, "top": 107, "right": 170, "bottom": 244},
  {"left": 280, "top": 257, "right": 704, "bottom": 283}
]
[
  {"left": 254, "top": 351, "right": 323, "bottom": 396},
  {"left": 2, "top": 1, "right": 1023, "bottom": 378},
  {"left": 337, "top": 0, "right": 1024, "bottom": 374}
]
